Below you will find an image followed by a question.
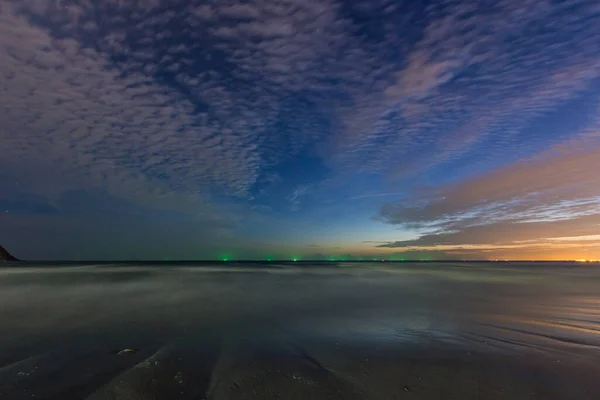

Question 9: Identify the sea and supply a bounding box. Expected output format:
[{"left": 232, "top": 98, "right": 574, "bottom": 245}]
[{"left": 0, "top": 261, "right": 599, "bottom": 399}]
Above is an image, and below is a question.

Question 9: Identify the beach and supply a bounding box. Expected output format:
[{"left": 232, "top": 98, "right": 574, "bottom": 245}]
[{"left": 1, "top": 262, "right": 599, "bottom": 399}]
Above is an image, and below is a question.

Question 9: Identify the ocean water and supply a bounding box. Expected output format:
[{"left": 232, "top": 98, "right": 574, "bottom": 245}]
[{"left": 0, "top": 262, "right": 599, "bottom": 399}]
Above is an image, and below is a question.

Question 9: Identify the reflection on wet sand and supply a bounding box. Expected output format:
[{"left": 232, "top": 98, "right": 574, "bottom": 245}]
[{"left": 0, "top": 262, "right": 599, "bottom": 399}]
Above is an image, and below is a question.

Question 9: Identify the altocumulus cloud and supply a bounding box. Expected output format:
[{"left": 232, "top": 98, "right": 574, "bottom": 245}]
[
  {"left": 2, "top": 0, "right": 600, "bottom": 200},
  {"left": 1, "top": 0, "right": 393, "bottom": 205},
  {"left": 1, "top": 2, "right": 263, "bottom": 200}
]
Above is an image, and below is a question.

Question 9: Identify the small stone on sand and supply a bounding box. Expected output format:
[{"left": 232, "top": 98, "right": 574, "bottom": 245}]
[{"left": 117, "top": 348, "right": 139, "bottom": 355}]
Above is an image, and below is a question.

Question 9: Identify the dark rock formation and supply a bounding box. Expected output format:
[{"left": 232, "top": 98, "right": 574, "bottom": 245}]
[{"left": 0, "top": 246, "right": 19, "bottom": 261}]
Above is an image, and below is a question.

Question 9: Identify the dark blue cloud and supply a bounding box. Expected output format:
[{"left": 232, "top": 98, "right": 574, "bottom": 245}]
[{"left": 0, "top": 195, "right": 59, "bottom": 215}]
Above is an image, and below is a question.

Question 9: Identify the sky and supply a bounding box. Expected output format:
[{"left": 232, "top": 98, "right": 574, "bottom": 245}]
[{"left": 1, "top": 0, "right": 599, "bottom": 261}]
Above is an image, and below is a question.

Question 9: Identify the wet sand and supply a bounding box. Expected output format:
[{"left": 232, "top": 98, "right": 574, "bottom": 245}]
[{"left": 0, "top": 262, "right": 599, "bottom": 399}]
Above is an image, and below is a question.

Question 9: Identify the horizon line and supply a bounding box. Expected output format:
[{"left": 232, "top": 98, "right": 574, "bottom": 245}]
[{"left": 5, "top": 259, "right": 599, "bottom": 263}]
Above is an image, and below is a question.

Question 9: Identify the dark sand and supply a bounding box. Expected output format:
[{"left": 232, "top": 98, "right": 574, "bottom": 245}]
[{"left": 0, "top": 262, "right": 599, "bottom": 399}]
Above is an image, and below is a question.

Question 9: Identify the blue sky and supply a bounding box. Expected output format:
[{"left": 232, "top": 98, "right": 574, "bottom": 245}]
[{"left": 1, "top": 0, "right": 600, "bottom": 260}]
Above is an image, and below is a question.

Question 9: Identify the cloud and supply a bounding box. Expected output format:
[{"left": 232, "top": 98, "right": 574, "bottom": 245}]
[
  {"left": 350, "top": 193, "right": 405, "bottom": 200},
  {"left": 332, "top": 0, "right": 600, "bottom": 182},
  {"left": 0, "top": 188, "right": 237, "bottom": 260},
  {"left": 2, "top": 0, "right": 600, "bottom": 260},
  {"left": 1, "top": 212, "right": 233, "bottom": 260},
  {"left": 377, "top": 136, "right": 600, "bottom": 257},
  {"left": 0, "top": 194, "right": 60, "bottom": 215},
  {"left": 287, "top": 185, "right": 310, "bottom": 211},
  {"left": 0, "top": 7, "right": 261, "bottom": 202},
  {"left": 0, "top": 0, "right": 385, "bottom": 207},
  {"left": 3, "top": 0, "right": 599, "bottom": 201},
  {"left": 3, "top": 0, "right": 340, "bottom": 203}
]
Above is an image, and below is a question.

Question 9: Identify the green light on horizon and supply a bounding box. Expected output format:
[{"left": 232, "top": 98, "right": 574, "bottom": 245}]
[
  {"left": 266, "top": 257, "right": 272, "bottom": 261},
  {"left": 293, "top": 258, "right": 299, "bottom": 262}
]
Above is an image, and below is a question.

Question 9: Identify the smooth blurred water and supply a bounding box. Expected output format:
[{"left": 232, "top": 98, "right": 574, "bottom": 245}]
[{"left": 1, "top": 262, "right": 599, "bottom": 399}]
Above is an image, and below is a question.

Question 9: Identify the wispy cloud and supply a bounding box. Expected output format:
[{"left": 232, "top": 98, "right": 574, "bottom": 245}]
[
  {"left": 333, "top": 0, "right": 600, "bottom": 181},
  {"left": 377, "top": 135, "right": 600, "bottom": 258},
  {"left": 350, "top": 193, "right": 406, "bottom": 200}
]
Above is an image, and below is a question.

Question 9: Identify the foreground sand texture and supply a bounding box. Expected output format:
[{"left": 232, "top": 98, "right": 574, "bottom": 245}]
[
  {"left": 1, "top": 262, "right": 599, "bottom": 399},
  {"left": 1, "top": 332, "right": 597, "bottom": 400}
]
